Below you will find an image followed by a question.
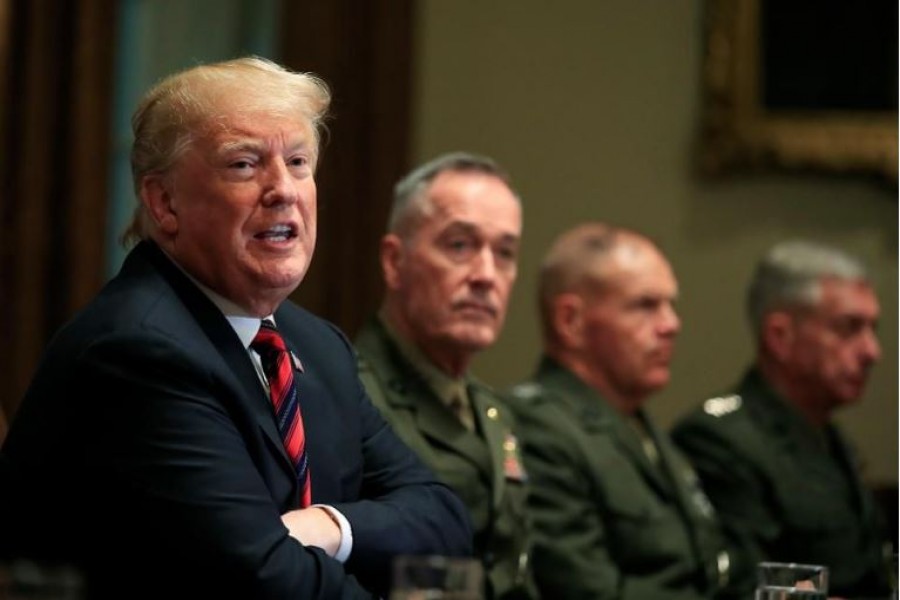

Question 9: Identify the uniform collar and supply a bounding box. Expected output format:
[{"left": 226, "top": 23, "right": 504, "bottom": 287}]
[
  {"left": 741, "top": 367, "right": 830, "bottom": 450},
  {"left": 378, "top": 312, "right": 470, "bottom": 410}
]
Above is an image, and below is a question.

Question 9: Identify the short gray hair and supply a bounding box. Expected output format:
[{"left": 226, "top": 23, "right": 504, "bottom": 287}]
[
  {"left": 387, "top": 152, "right": 517, "bottom": 237},
  {"left": 747, "top": 239, "right": 869, "bottom": 334}
]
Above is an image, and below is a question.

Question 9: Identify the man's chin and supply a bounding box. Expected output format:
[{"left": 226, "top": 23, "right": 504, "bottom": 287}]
[
  {"left": 643, "top": 372, "right": 671, "bottom": 394},
  {"left": 449, "top": 327, "right": 497, "bottom": 352},
  {"left": 836, "top": 387, "right": 866, "bottom": 406},
  {"left": 259, "top": 261, "right": 308, "bottom": 290}
]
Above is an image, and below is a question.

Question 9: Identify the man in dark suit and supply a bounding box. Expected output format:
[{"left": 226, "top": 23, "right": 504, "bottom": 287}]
[
  {"left": 1, "top": 57, "right": 471, "bottom": 600},
  {"left": 354, "top": 152, "right": 538, "bottom": 600},
  {"left": 508, "top": 223, "right": 739, "bottom": 599},
  {"left": 672, "top": 240, "right": 892, "bottom": 599}
]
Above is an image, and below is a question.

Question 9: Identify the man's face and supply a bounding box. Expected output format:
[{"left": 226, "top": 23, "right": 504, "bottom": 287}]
[
  {"left": 581, "top": 242, "right": 680, "bottom": 406},
  {"left": 151, "top": 112, "right": 317, "bottom": 315},
  {"left": 385, "top": 170, "right": 522, "bottom": 359},
  {"left": 785, "top": 279, "right": 881, "bottom": 408}
]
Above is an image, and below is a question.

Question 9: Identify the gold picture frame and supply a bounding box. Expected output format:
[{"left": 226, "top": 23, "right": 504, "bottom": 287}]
[{"left": 698, "top": 0, "right": 898, "bottom": 181}]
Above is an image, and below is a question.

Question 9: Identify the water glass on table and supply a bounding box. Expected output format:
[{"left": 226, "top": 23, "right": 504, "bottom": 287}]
[
  {"left": 755, "top": 561, "right": 828, "bottom": 600},
  {"left": 0, "top": 560, "right": 84, "bottom": 599},
  {"left": 390, "top": 555, "right": 483, "bottom": 600}
]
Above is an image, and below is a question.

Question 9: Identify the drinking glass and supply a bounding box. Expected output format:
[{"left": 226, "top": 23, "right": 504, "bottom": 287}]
[
  {"left": 0, "top": 560, "right": 84, "bottom": 600},
  {"left": 390, "top": 555, "right": 483, "bottom": 600},
  {"left": 755, "top": 561, "right": 828, "bottom": 600},
  {"left": 889, "top": 552, "right": 898, "bottom": 600}
]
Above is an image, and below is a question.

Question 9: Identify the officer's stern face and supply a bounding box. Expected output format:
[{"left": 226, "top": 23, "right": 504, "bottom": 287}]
[
  {"left": 582, "top": 242, "right": 680, "bottom": 406},
  {"left": 388, "top": 171, "right": 522, "bottom": 357},
  {"left": 788, "top": 278, "right": 881, "bottom": 408}
]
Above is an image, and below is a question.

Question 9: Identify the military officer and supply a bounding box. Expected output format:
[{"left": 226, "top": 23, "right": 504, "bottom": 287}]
[
  {"left": 354, "top": 152, "right": 537, "bottom": 600},
  {"left": 672, "top": 239, "right": 892, "bottom": 599},
  {"left": 509, "top": 223, "right": 739, "bottom": 599}
]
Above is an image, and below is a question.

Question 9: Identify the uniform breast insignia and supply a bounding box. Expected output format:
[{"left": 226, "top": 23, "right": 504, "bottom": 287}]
[
  {"left": 502, "top": 433, "right": 528, "bottom": 482},
  {"left": 702, "top": 394, "right": 742, "bottom": 418}
]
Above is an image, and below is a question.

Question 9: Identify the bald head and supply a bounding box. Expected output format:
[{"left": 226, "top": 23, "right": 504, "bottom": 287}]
[
  {"left": 538, "top": 223, "right": 680, "bottom": 411},
  {"left": 539, "top": 224, "right": 659, "bottom": 339}
]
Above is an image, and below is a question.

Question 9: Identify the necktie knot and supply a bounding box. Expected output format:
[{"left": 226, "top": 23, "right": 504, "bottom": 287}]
[
  {"left": 252, "top": 319, "right": 287, "bottom": 354},
  {"left": 252, "top": 321, "right": 290, "bottom": 381}
]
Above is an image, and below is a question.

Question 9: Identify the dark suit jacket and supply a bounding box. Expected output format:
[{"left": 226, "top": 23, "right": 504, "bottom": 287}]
[{"left": 1, "top": 241, "right": 471, "bottom": 599}]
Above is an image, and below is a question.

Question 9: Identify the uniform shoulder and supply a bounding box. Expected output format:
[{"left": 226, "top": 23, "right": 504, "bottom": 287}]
[
  {"left": 503, "top": 381, "right": 584, "bottom": 437},
  {"left": 506, "top": 382, "right": 546, "bottom": 404},
  {"left": 699, "top": 393, "right": 744, "bottom": 419},
  {"left": 674, "top": 393, "right": 748, "bottom": 437},
  {"left": 509, "top": 381, "right": 544, "bottom": 400},
  {"left": 673, "top": 391, "right": 776, "bottom": 470}
]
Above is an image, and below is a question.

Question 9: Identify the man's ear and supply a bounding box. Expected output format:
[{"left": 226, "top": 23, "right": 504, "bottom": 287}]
[
  {"left": 139, "top": 174, "right": 178, "bottom": 235},
  {"left": 380, "top": 234, "right": 404, "bottom": 291},
  {"left": 762, "top": 311, "right": 795, "bottom": 362},
  {"left": 554, "top": 293, "right": 586, "bottom": 349}
]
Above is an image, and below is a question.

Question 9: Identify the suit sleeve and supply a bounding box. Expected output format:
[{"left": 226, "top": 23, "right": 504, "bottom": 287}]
[
  {"left": 309, "top": 321, "right": 473, "bottom": 595},
  {"left": 336, "top": 376, "right": 474, "bottom": 589},
  {"left": 77, "top": 332, "right": 377, "bottom": 600}
]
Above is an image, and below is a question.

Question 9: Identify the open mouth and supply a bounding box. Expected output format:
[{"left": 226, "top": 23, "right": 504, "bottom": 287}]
[{"left": 255, "top": 223, "right": 298, "bottom": 243}]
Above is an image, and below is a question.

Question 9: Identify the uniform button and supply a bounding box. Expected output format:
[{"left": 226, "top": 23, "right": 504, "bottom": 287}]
[{"left": 716, "top": 551, "right": 730, "bottom": 588}]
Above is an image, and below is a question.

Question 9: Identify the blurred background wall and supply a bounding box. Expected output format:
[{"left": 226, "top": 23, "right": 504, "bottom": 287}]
[
  {"left": 0, "top": 0, "right": 896, "bottom": 490},
  {"left": 409, "top": 1, "right": 898, "bottom": 488}
]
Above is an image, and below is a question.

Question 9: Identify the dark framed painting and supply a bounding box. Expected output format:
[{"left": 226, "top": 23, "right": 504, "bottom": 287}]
[{"left": 698, "top": 0, "right": 898, "bottom": 181}]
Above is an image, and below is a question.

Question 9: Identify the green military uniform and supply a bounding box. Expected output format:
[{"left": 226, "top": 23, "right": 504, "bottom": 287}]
[
  {"left": 355, "top": 318, "right": 537, "bottom": 600},
  {"left": 672, "top": 368, "right": 892, "bottom": 599},
  {"left": 508, "top": 357, "right": 737, "bottom": 600}
]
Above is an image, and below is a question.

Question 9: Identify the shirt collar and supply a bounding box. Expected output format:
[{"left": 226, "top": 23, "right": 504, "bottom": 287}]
[{"left": 156, "top": 247, "right": 274, "bottom": 351}]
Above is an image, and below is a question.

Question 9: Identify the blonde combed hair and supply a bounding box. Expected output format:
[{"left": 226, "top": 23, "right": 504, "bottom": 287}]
[{"left": 121, "top": 56, "right": 331, "bottom": 246}]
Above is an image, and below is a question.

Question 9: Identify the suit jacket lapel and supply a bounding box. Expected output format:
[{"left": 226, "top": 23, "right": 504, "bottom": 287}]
[
  {"left": 141, "top": 242, "right": 297, "bottom": 488},
  {"left": 212, "top": 323, "right": 292, "bottom": 472}
]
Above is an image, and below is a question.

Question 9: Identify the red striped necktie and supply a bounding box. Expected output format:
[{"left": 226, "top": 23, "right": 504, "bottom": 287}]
[{"left": 251, "top": 319, "right": 311, "bottom": 507}]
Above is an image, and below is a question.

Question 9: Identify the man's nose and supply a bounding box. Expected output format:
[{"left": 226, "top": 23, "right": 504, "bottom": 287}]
[
  {"left": 659, "top": 303, "right": 680, "bottom": 336},
  {"left": 860, "top": 327, "right": 881, "bottom": 365},
  {"left": 262, "top": 160, "right": 298, "bottom": 205},
  {"left": 470, "top": 246, "right": 498, "bottom": 283}
]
